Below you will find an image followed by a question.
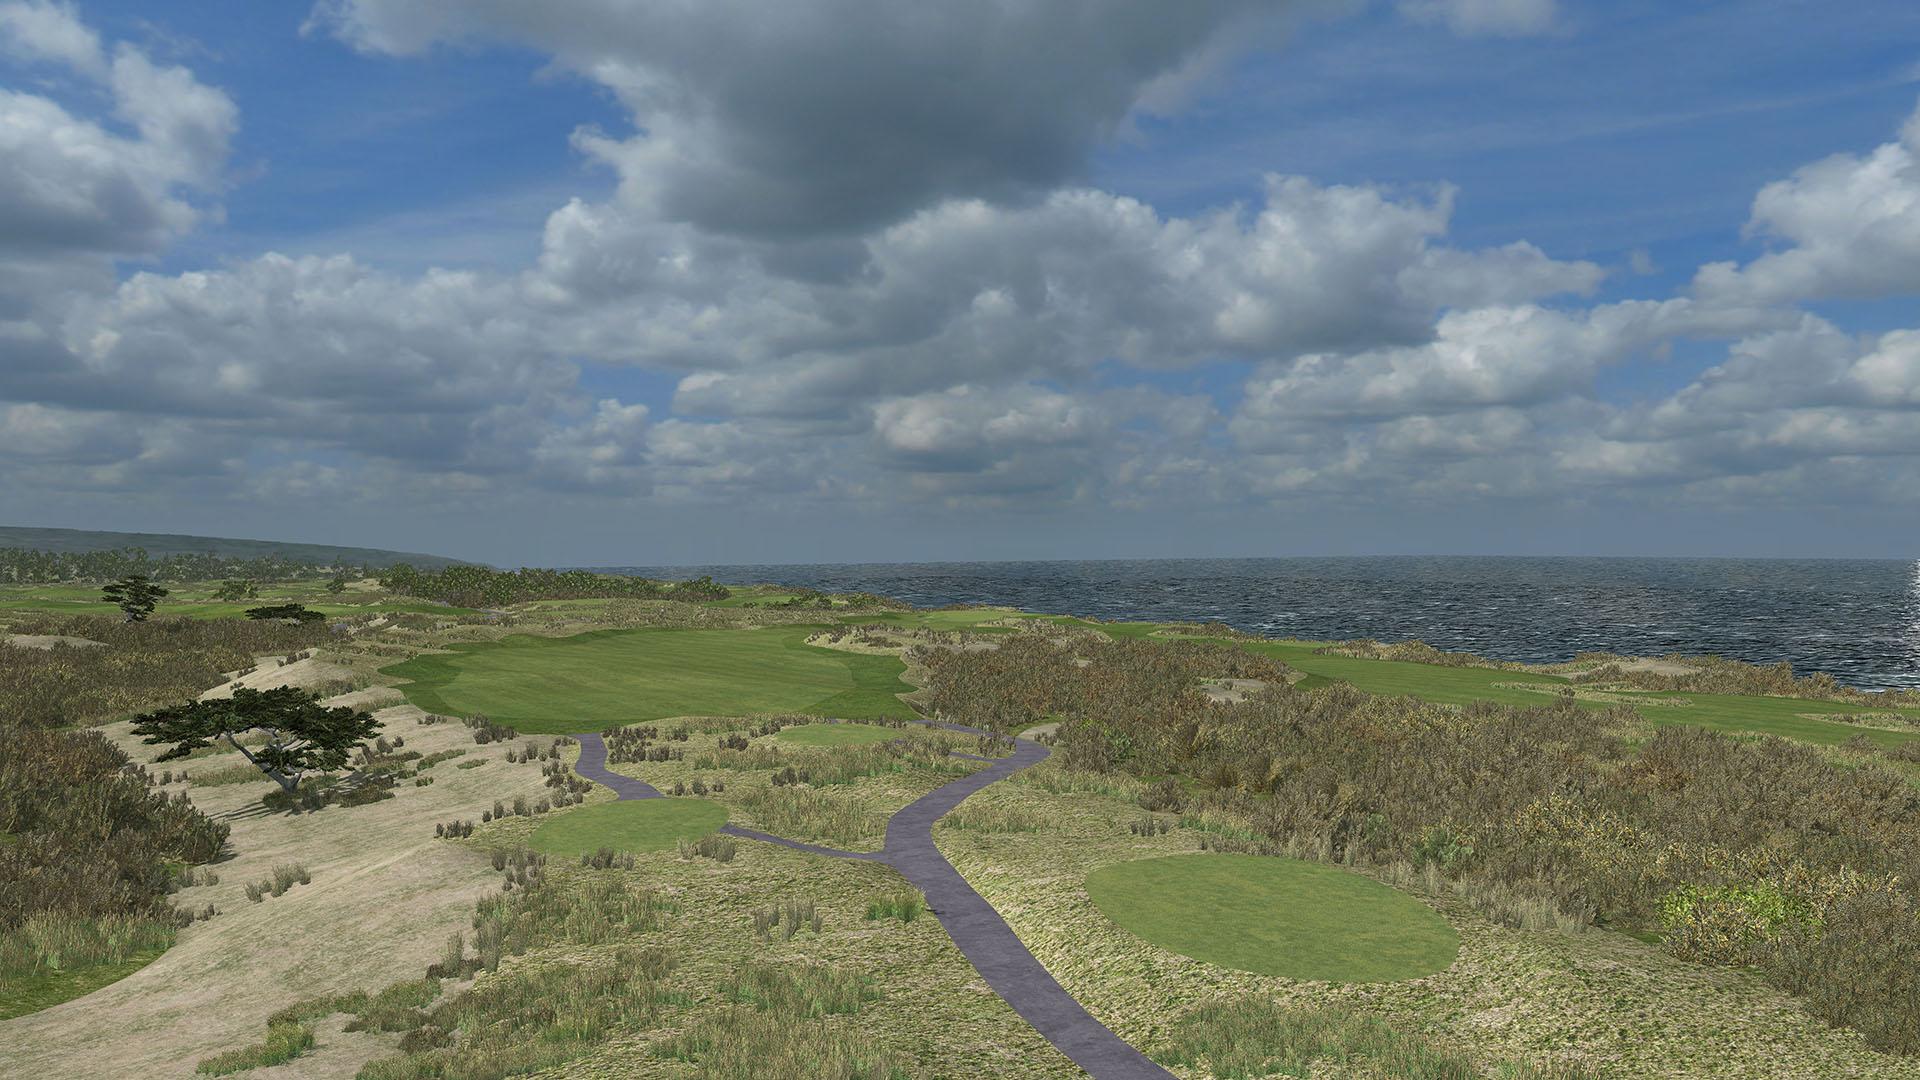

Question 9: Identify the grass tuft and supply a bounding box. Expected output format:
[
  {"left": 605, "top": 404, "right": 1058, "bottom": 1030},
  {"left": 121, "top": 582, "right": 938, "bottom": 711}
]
[{"left": 194, "top": 1021, "right": 314, "bottom": 1075}]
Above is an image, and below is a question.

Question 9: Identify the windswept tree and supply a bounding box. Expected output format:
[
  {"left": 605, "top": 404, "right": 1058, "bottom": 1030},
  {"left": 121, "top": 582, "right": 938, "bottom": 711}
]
[
  {"left": 102, "top": 574, "right": 169, "bottom": 622},
  {"left": 326, "top": 574, "right": 349, "bottom": 595},
  {"left": 132, "top": 686, "right": 381, "bottom": 793},
  {"left": 245, "top": 603, "right": 325, "bottom": 623},
  {"left": 214, "top": 579, "right": 260, "bottom": 601}
]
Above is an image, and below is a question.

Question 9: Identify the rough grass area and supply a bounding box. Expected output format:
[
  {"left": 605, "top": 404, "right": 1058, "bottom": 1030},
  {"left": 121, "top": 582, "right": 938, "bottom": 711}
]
[
  {"left": 773, "top": 722, "right": 902, "bottom": 748},
  {"left": 0, "top": 947, "right": 166, "bottom": 1021},
  {"left": 609, "top": 723, "right": 983, "bottom": 852},
  {"left": 942, "top": 767, "right": 1920, "bottom": 1079},
  {"left": 193, "top": 1019, "right": 314, "bottom": 1074},
  {"left": 527, "top": 798, "right": 729, "bottom": 856},
  {"left": 207, "top": 836, "right": 1077, "bottom": 1079},
  {"left": 1086, "top": 853, "right": 1459, "bottom": 982},
  {"left": 1157, "top": 997, "right": 1603, "bottom": 1079},
  {"left": 380, "top": 626, "right": 916, "bottom": 732}
]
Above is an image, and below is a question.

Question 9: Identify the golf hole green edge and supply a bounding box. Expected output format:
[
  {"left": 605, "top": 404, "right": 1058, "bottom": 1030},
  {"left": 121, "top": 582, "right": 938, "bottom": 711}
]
[{"left": 1085, "top": 853, "right": 1459, "bottom": 983}]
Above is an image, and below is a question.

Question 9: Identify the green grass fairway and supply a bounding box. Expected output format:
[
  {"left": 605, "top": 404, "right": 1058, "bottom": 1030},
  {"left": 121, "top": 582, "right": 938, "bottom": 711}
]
[
  {"left": 381, "top": 626, "right": 916, "bottom": 733},
  {"left": 1226, "top": 640, "right": 1920, "bottom": 749},
  {"left": 526, "top": 799, "right": 728, "bottom": 856},
  {"left": 1085, "top": 854, "right": 1459, "bottom": 982},
  {"left": 773, "top": 722, "right": 900, "bottom": 748}
]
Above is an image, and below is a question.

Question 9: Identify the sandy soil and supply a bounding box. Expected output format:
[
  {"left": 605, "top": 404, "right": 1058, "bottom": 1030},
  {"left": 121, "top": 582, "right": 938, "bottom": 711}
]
[
  {"left": 1199, "top": 677, "right": 1271, "bottom": 703},
  {"left": 199, "top": 656, "right": 362, "bottom": 701},
  {"left": 0, "top": 707, "right": 576, "bottom": 1078},
  {"left": 3, "top": 634, "right": 107, "bottom": 650},
  {"left": 1540, "top": 657, "right": 1700, "bottom": 678}
]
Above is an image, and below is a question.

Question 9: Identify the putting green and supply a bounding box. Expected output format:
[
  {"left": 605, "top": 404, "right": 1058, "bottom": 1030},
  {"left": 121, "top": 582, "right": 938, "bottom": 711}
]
[
  {"left": 773, "top": 722, "right": 899, "bottom": 748},
  {"left": 526, "top": 799, "right": 727, "bottom": 856},
  {"left": 1085, "top": 854, "right": 1458, "bottom": 982},
  {"left": 381, "top": 626, "right": 916, "bottom": 733}
]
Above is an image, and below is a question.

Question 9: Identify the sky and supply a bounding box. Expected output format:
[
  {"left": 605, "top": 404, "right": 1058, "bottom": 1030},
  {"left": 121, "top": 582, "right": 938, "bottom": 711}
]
[{"left": 1, "top": 0, "right": 1918, "bottom": 566}]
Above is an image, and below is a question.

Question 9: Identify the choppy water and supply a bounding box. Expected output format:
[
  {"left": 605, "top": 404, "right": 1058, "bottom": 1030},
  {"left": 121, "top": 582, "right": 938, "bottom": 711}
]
[{"left": 596, "top": 557, "right": 1920, "bottom": 692}]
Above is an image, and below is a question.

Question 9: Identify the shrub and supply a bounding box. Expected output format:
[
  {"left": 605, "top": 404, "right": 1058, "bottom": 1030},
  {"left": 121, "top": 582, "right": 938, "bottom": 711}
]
[
  {"left": 194, "top": 1021, "right": 314, "bottom": 1075},
  {"left": 0, "top": 729, "right": 226, "bottom": 932},
  {"left": 0, "top": 614, "right": 336, "bottom": 730},
  {"left": 581, "top": 847, "right": 638, "bottom": 871},
  {"left": 678, "top": 834, "right": 737, "bottom": 863},
  {"left": 864, "top": 892, "right": 923, "bottom": 923},
  {"left": 463, "top": 714, "right": 517, "bottom": 744}
]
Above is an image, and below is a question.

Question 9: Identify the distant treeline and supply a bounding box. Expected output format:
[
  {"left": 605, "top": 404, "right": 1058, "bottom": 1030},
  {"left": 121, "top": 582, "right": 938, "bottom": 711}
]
[
  {"left": 0, "top": 547, "right": 363, "bottom": 585},
  {"left": 376, "top": 564, "right": 730, "bottom": 608}
]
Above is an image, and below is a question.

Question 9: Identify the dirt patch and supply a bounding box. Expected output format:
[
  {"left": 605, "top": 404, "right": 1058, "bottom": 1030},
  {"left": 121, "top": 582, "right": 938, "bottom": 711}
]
[
  {"left": 1492, "top": 681, "right": 1694, "bottom": 708},
  {"left": 200, "top": 657, "right": 362, "bottom": 701},
  {"left": 1541, "top": 657, "right": 1701, "bottom": 679},
  {"left": 803, "top": 631, "right": 899, "bottom": 656},
  {"left": 1199, "top": 677, "right": 1270, "bottom": 704},
  {"left": 3, "top": 634, "right": 107, "bottom": 650},
  {"left": 319, "top": 686, "right": 406, "bottom": 712}
]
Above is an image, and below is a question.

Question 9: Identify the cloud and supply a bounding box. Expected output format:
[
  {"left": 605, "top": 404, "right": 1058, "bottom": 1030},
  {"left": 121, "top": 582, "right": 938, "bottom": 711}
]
[
  {"left": 1398, "top": 0, "right": 1558, "bottom": 37},
  {"left": 1231, "top": 299, "right": 1719, "bottom": 434},
  {"left": 1693, "top": 99, "right": 1920, "bottom": 305},
  {"left": 0, "top": 1, "right": 105, "bottom": 75},
  {"left": 615, "top": 179, "right": 1600, "bottom": 427},
  {"left": 531, "top": 399, "right": 651, "bottom": 492},
  {"left": 10, "top": 2, "right": 1920, "bottom": 542},
  {"left": 311, "top": 0, "right": 1270, "bottom": 237},
  {"left": 0, "top": 0, "right": 236, "bottom": 333}
]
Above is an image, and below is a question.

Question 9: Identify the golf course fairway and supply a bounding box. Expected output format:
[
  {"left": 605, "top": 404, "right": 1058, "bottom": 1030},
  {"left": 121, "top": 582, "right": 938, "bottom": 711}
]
[
  {"left": 381, "top": 626, "right": 915, "bottom": 732},
  {"left": 1086, "top": 853, "right": 1459, "bottom": 982}
]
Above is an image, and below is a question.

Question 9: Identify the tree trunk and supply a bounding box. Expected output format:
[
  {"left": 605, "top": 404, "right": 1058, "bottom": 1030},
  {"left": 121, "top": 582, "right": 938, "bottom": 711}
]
[{"left": 225, "top": 732, "right": 298, "bottom": 793}]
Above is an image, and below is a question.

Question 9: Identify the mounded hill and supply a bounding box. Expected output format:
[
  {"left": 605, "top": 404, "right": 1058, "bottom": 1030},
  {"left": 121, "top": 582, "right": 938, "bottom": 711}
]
[{"left": 0, "top": 526, "right": 469, "bottom": 570}]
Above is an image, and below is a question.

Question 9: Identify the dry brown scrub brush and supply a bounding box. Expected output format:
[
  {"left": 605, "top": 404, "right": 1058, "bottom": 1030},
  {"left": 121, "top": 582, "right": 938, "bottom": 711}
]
[
  {"left": 0, "top": 614, "right": 337, "bottom": 728},
  {"left": 0, "top": 728, "right": 226, "bottom": 931},
  {"left": 1572, "top": 650, "right": 1920, "bottom": 706},
  {"left": 1317, "top": 638, "right": 1520, "bottom": 669},
  {"left": 910, "top": 630, "right": 1289, "bottom": 741}
]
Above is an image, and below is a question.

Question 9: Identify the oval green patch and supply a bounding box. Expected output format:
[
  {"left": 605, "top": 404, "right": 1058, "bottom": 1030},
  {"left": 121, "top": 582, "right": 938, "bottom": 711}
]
[
  {"left": 526, "top": 798, "right": 728, "bottom": 857},
  {"left": 1085, "top": 853, "right": 1458, "bottom": 982},
  {"left": 772, "top": 722, "right": 899, "bottom": 748}
]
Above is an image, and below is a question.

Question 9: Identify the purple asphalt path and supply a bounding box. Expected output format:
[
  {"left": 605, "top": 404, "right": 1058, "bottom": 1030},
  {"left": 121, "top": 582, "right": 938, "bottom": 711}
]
[{"left": 571, "top": 722, "right": 1173, "bottom": 1079}]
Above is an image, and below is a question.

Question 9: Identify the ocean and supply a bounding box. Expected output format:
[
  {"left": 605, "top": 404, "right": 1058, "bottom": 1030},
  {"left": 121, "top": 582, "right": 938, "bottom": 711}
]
[{"left": 596, "top": 556, "right": 1920, "bottom": 692}]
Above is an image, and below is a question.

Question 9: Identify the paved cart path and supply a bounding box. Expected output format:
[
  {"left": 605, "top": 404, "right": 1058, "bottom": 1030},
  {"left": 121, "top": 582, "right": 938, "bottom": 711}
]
[{"left": 571, "top": 724, "right": 1173, "bottom": 1080}]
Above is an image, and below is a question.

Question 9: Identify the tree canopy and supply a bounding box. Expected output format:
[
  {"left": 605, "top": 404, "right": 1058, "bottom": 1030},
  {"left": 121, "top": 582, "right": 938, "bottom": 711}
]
[
  {"left": 131, "top": 686, "right": 380, "bottom": 793},
  {"left": 377, "top": 563, "right": 729, "bottom": 608},
  {"left": 245, "top": 603, "right": 325, "bottom": 623},
  {"left": 101, "top": 574, "right": 168, "bottom": 622},
  {"left": 213, "top": 579, "right": 260, "bottom": 601}
]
